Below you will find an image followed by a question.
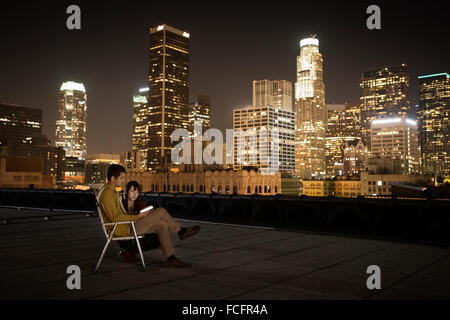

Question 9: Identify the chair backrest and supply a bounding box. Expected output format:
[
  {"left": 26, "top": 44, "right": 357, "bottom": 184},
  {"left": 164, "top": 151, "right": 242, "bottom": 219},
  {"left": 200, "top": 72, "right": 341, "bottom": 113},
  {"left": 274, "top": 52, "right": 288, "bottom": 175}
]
[{"left": 94, "top": 185, "right": 110, "bottom": 238}]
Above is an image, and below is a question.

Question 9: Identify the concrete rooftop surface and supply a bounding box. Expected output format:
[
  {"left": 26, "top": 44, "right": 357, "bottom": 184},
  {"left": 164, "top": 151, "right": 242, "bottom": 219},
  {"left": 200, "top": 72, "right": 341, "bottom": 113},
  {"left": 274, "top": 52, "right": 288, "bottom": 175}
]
[{"left": 0, "top": 207, "right": 449, "bottom": 300}]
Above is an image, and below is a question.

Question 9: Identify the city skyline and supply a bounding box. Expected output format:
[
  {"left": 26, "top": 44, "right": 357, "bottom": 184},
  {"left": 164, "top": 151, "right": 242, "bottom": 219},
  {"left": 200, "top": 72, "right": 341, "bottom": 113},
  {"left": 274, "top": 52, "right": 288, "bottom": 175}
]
[{"left": 1, "top": 1, "right": 449, "bottom": 154}]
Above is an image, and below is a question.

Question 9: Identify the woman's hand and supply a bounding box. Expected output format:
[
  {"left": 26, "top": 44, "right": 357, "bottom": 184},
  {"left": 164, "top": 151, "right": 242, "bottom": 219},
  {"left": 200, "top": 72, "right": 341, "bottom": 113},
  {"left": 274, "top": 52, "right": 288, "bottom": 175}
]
[{"left": 137, "top": 211, "right": 149, "bottom": 219}]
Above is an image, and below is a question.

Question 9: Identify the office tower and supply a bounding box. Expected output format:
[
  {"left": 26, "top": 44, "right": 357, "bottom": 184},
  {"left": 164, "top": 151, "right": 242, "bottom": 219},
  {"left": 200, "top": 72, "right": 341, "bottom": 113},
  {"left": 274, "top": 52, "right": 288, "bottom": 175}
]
[
  {"left": 148, "top": 24, "right": 190, "bottom": 172},
  {"left": 253, "top": 80, "right": 293, "bottom": 111},
  {"left": 325, "top": 103, "right": 362, "bottom": 175},
  {"left": 233, "top": 106, "right": 295, "bottom": 174},
  {"left": 294, "top": 37, "right": 326, "bottom": 178},
  {"left": 370, "top": 117, "right": 420, "bottom": 174},
  {"left": 360, "top": 65, "right": 410, "bottom": 149},
  {"left": 343, "top": 139, "right": 368, "bottom": 176},
  {"left": 326, "top": 104, "right": 346, "bottom": 136},
  {"left": 417, "top": 73, "right": 450, "bottom": 177},
  {"left": 132, "top": 87, "right": 150, "bottom": 171},
  {"left": 85, "top": 153, "right": 120, "bottom": 184},
  {"left": 55, "top": 81, "right": 87, "bottom": 160},
  {"left": 344, "top": 103, "right": 362, "bottom": 137},
  {"left": 0, "top": 103, "right": 42, "bottom": 147},
  {"left": 188, "top": 94, "right": 211, "bottom": 138}
]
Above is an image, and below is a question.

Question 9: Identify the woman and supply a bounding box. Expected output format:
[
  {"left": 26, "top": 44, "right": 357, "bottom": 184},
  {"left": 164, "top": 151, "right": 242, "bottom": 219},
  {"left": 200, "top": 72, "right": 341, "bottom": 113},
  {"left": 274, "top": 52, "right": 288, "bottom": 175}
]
[
  {"left": 119, "top": 181, "right": 200, "bottom": 268},
  {"left": 121, "top": 180, "right": 148, "bottom": 214},
  {"left": 117, "top": 181, "right": 160, "bottom": 263}
]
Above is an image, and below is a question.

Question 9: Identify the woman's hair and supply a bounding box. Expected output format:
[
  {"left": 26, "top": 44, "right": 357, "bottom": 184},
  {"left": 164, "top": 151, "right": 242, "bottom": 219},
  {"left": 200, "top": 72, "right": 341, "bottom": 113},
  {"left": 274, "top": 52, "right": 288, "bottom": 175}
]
[{"left": 123, "top": 181, "right": 143, "bottom": 213}]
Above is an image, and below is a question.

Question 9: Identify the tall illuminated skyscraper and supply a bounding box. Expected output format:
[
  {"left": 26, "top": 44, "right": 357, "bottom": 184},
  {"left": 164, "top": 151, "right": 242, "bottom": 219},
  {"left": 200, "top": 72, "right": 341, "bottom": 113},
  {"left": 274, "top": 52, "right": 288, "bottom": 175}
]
[
  {"left": 55, "top": 81, "right": 87, "bottom": 160},
  {"left": 148, "top": 24, "right": 190, "bottom": 172},
  {"left": 417, "top": 73, "right": 450, "bottom": 177},
  {"left": 294, "top": 36, "right": 326, "bottom": 178},
  {"left": 132, "top": 87, "right": 150, "bottom": 171},
  {"left": 360, "top": 65, "right": 410, "bottom": 149}
]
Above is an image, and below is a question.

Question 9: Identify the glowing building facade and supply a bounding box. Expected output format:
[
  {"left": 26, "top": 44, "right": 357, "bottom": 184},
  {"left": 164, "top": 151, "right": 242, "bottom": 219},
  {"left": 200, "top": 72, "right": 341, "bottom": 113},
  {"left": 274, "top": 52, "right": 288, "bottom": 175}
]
[
  {"left": 55, "top": 81, "right": 87, "bottom": 160},
  {"left": 294, "top": 37, "right": 326, "bottom": 178},
  {"left": 360, "top": 65, "right": 410, "bottom": 149},
  {"left": 417, "top": 73, "right": 450, "bottom": 177},
  {"left": 253, "top": 80, "right": 292, "bottom": 112},
  {"left": 370, "top": 117, "right": 420, "bottom": 174},
  {"left": 132, "top": 87, "right": 150, "bottom": 171},
  {"left": 325, "top": 103, "right": 362, "bottom": 175},
  {"left": 343, "top": 139, "right": 368, "bottom": 177},
  {"left": 148, "top": 24, "right": 190, "bottom": 172},
  {"left": 233, "top": 106, "right": 295, "bottom": 174}
]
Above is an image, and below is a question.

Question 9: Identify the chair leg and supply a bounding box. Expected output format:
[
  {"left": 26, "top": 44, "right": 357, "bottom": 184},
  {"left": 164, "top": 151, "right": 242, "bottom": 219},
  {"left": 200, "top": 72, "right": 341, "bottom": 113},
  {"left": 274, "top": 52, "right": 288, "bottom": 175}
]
[
  {"left": 94, "top": 238, "right": 112, "bottom": 273},
  {"left": 131, "top": 224, "right": 146, "bottom": 271}
]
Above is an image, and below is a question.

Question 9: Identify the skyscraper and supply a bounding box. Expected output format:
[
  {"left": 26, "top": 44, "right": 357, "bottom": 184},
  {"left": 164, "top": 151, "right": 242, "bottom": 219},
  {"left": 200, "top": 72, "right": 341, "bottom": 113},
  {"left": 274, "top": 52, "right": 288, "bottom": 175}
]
[
  {"left": 188, "top": 94, "right": 211, "bottom": 138},
  {"left": 132, "top": 87, "right": 150, "bottom": 171},
  {"left": 55, "top": 81, "right": 87, "bottom": 160},
  {"left": 233, "top": 105, "right": 295, "bottom": 174},
  {"left": 370, "top": 117, "right": 420, "bottom": 174},
  {"left": 294, "top": 37, "right": 326, "bottom": 178},
  {"left": 417, "top": 73, "right": 450, "bottom": 177},
  {"left": 360, "top": 65, "right": 410, "bottom": 149},
  {"left": 253, "top": 80, "right": 292, "bottom": 111},
  {"left": 324, "top": 103, "right": 362, "bottom": 176},
  {"left": 148, "top": 24, "right": 190, "bottom": 172},
  {"left": 0, "top": 103, "right": 42, "bottom": 147}
]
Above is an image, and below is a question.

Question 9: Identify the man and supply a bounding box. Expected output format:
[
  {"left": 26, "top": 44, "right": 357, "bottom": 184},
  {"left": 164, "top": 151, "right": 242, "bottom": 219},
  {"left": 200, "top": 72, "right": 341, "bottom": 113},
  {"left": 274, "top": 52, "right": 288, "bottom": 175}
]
[{"left": 96, "top": 164, "right": 200, "bottom": 268}]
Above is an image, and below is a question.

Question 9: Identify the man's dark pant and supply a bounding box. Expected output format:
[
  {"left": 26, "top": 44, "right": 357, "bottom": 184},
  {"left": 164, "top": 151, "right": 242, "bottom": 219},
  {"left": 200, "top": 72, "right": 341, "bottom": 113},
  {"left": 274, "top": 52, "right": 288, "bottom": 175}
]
[{"left": 118, "top": 233, "right": 161, "bottom": 252}]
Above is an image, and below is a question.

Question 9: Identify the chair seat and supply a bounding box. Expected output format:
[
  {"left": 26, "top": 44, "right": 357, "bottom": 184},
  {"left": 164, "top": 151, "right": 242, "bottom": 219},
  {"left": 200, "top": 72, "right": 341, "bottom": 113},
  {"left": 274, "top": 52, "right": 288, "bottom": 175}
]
[{"left": 112, "top": 235, "right": 144, "bottom": 241}]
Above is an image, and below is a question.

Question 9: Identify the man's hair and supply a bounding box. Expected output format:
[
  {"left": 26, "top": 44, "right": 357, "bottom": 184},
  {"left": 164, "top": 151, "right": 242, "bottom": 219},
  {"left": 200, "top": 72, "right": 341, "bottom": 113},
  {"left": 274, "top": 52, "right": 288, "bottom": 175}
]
[{"left": 106, "top": 164, "right": 126, "bottom": 181}]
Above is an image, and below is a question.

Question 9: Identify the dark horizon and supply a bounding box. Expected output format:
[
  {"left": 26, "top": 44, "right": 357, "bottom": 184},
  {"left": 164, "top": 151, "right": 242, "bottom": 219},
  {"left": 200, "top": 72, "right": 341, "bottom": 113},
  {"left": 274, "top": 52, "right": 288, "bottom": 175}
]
[{"left": 1, "top": 0, "right": 448, "bottom": 154}]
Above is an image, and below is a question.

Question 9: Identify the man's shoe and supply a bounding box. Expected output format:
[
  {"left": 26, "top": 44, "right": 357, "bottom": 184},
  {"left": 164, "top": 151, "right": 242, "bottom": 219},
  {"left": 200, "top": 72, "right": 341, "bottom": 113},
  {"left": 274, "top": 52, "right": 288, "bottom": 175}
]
[
  {"left": 119, "top": 250, "right": 139, "bottom": 264},
  {"left": 166, "top": 258, "right": 192, "bottom": 268},
  {"left": 179, "top": 225, "right": 201, "bottom": 241}
]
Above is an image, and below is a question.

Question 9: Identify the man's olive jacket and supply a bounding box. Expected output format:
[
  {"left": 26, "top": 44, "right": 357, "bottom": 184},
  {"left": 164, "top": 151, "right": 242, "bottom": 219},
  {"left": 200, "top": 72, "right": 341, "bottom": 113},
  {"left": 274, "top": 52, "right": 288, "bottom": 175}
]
[{"left": 96, "top": 183, "right": 139, "bottom": 237}]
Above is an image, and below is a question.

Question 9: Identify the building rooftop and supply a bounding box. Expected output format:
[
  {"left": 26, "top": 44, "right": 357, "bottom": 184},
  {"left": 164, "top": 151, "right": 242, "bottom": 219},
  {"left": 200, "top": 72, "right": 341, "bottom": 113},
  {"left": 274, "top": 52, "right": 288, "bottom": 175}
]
[{"left": 0, "top": 207, "right": 448, "bottom": 299}]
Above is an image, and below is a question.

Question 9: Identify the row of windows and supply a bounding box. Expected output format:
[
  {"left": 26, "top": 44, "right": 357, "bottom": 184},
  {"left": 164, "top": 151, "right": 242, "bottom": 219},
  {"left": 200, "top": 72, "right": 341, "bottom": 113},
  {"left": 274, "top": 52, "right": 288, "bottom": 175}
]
[{"left": 148, "top": 184, "right": 279, "bottom": 194}]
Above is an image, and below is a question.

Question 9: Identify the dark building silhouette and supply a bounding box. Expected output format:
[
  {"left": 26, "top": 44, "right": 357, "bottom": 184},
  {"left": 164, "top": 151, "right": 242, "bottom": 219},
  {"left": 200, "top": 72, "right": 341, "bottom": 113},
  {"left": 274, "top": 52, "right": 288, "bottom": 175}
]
[{"left": 0, "top": 103, "right": 42, "bottom": 147}]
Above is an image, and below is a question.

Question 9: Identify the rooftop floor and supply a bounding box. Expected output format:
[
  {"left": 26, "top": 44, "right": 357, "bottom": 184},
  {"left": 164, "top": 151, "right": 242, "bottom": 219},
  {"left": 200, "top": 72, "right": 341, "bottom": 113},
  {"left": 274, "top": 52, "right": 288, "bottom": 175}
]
[{"left": 0, "top": 207, "right": 449, "bottom": 300}]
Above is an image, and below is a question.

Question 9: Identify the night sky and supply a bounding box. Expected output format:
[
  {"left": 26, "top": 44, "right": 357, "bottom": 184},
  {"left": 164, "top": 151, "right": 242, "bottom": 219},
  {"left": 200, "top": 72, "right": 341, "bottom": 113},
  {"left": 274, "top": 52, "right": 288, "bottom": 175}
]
[{"left": 1, "top": 0, "right": 448, "bottom": 154}]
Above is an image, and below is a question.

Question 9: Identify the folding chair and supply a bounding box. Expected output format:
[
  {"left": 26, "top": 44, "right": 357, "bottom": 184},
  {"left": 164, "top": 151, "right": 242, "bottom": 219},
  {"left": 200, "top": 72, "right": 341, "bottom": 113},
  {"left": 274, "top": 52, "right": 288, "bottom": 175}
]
[{"left": 94, "top": 188, "right": 147, "bottom": 273}]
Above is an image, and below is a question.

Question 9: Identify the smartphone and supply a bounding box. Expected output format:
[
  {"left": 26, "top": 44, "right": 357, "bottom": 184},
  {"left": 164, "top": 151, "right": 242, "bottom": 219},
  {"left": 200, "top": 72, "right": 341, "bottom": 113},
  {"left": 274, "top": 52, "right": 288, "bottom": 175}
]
[{"left": 140, "top": 205, "right": 154, "bottom": 213}]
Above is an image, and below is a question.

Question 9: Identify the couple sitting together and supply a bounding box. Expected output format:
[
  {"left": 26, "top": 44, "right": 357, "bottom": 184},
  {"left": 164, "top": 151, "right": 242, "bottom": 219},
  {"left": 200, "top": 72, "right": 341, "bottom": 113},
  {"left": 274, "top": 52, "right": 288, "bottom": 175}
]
[{"left": 97, "top": 164, "right": 200, "bottom": 268}]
